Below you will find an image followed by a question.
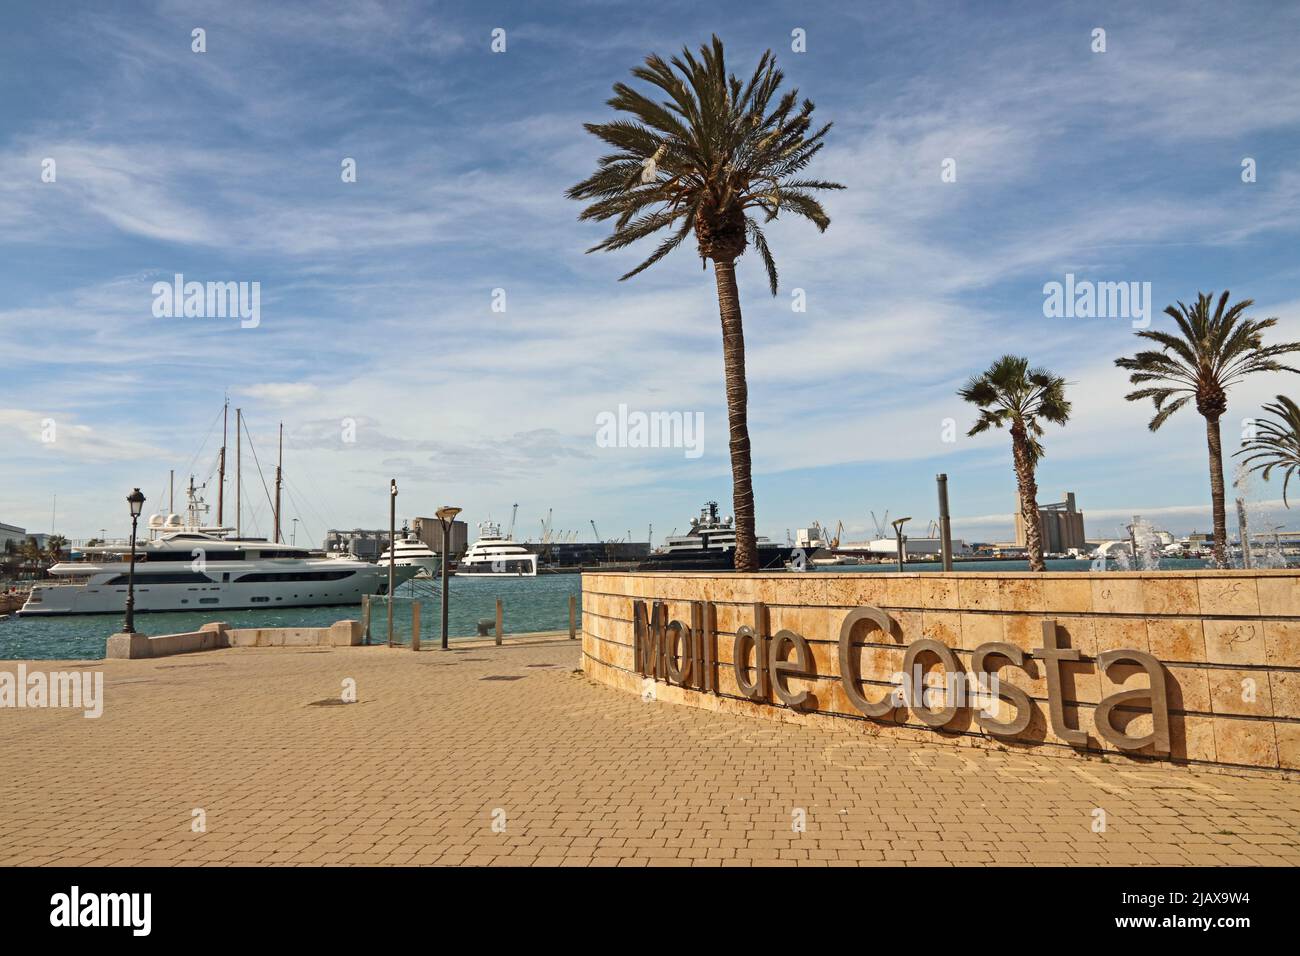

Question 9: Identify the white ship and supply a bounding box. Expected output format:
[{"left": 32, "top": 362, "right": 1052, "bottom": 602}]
[
  {"left": 376, "top": 533, "right": 440, "bottom": 578},
  {"left": 18, "top": 487, "right": 418, "bottom": 616},
  {"left": 457, "top": 522, "right": 537, "bottom": 577}
]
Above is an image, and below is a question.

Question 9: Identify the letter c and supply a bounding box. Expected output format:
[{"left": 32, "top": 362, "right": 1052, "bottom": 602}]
[{"left": 837, "top": 606, "right": 900, "bottom": 718}]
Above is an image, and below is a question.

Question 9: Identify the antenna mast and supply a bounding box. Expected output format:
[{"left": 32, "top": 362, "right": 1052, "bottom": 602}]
[
  {"left": 217, "top": 397, "right": 227, "bottom": 525},
  {"left": 235, "top": 407, "right": 242, "bottom": 538},
  {"left": 274, "top": 422, "right": 283, "bottom": 544}
]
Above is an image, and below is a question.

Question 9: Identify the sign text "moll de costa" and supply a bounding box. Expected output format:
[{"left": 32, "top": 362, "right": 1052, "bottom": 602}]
[{"left": 631, "top": 599, "right": 1171, "bottom": 755}]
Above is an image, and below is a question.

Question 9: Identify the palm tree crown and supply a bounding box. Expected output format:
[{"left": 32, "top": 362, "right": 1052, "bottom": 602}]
[
  {"left": 958, "top": 355, "right": 1071, "bottom": 460},
  {"left": 1237, "top": 395, "right": 1300, "bottom": 506},
  {"left": 1115, "top": 291, "right": 1300, "bottom": 429},
  {"left": 1115, "top": 290, "right": 1299, "bottom": 566},
  {"left": 566, "top": 34, "right": 844, "bottom": 290}
]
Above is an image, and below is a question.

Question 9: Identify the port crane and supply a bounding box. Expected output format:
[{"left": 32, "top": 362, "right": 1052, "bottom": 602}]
[{"left": 507, "top": 503, "right": 517, "bottom": 540}]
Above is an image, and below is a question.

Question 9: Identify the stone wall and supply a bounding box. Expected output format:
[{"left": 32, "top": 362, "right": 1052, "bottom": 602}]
[
  {"left": 106, "top": 619, "right": 363, "bottom": 659},
  {"left": 581, "top": 571, "right": 1300, "bottom": 776}
]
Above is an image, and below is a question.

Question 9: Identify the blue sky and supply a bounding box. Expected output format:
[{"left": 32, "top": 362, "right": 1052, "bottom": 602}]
[{"left": 2, "top": 0, "right": 1299, "bottom": 546}]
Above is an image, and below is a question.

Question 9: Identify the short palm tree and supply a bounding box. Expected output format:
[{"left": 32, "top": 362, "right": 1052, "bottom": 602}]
[
  {"left": 567, "top": 35, "right": 843, "bottom": 570},
  {"left": 1115, "top": 291, "right": 1300, "bottom": 566},
  {"left": 959, "top": 356, "right": 1071, "bottom": 572},
  {"left": 1236, "top": 395, "right": 1300, "bottom": 506},
  {"left": 20, "top": 536, "right": 42, "bottom": 570}
]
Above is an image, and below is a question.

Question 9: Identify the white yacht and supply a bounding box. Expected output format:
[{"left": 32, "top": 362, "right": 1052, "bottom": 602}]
[
  {"left": 376, "top": 533, "right": 440, "bottom": 578},
  {"left": 457, "top": 522, "right": 537, "bottom": 577},
  {"left": 18, "top": 491, "right": 418, "bottom": 616}
]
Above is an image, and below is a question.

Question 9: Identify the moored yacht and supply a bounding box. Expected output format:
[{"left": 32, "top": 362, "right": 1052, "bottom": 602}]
[
  {"left": 376, "top": 533, "right": 440, "bottom": 578},
  {"left": 18, "top": 488, "right": 418, "bottom": 616},
  {"left": 457, "top": 522, "right": 537, "bottom": 577},
  {"left": 639, "top": 501, "right": 796, "bottom": 571}
]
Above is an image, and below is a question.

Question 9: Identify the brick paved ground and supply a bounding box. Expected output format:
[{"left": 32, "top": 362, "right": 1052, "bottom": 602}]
[{"left": 1, "top": 636, "right": 1298, "bottom": 866}]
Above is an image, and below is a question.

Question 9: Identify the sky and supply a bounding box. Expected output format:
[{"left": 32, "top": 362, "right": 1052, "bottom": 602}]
[{"left": 2, "top": 0, "right": 1299, "bottom": 548}]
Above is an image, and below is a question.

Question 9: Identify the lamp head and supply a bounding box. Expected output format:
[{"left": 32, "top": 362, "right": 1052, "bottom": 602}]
[
  {"left": 435, "top": 505, "right": 462, "bottom": 522},
  {"left": 127, "top": 488, "right": 146, "bottom": 518}
]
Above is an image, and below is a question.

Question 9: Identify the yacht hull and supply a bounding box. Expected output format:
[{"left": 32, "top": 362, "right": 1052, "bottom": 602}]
[
  {"left": 638, "top": 545, "right": 796, "bottom": 572},
  {"left": 17, "top": 563, "right": 420, "bottom": 616}
]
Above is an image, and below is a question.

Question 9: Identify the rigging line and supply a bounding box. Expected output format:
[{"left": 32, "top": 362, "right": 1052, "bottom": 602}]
[
  {"left": 282, "top": 484, "right": 314, "bottom": 545},
  {"left": 284, "top": 462, "right": 338, "bottom": 531},
  {"left": 284, "top": 473, "right": 333, "bottom": 538},
  {"left": 182, "top": 404, "right": 225, "bottom": 483},
  {"left": 185, "top": 403, "right": 223, "bottom": 478},
  {"left": 240, "top": 414, "right": 277, "bottom": 521}
]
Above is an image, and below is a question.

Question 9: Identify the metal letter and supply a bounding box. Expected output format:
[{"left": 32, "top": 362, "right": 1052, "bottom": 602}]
[
  {"left": 837, "top": 605, "right": 901, "bottom": 718},
  {"left": 1033, "top": 619, "right": 1087, "bottom": 746},
  {"left": 663, "top": 619, "right": 693, "bottom": 686},
  {"left": 1094, "top": 649, "right": 1170, "bottom": 754},
  {"left": 901, "top": 638, "right": 962, "bottom": 727},
  {"left": 769, "top": 629, "right": 814, "bottom": 710},
  {"left": 733, "top": 602, "right": 771, "bottom": 700},
  {"left": 633, "top": 600, "right": 665, "bottom": 678},
  {"left": 971, "top": 642, "right": 1034, "bottom": 737}
]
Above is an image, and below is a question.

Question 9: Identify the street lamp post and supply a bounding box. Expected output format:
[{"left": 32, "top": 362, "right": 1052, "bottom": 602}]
[
  {"left": 891, "top": 516, "right": 911, "bottom": 573},
  {"left": 387, "top": 479, "right": 397, "bottom": 646},
  {"left": 124, "top": 488, "right": 146, "bottom": 634},
  {"left": 435, "top": 505, "right": 462, "bottom": 650},
  {"left": 935, "top": 475, "right": 953, "bottom": 572}
]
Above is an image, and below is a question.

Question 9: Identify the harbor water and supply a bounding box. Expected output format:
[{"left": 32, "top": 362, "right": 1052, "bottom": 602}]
[{"left": 0, "top": 574, "right": 582, "bottom": 661}]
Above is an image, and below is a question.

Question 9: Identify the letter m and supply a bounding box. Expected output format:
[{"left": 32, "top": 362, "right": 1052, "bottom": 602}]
[
  {"left": 51, "top": 672, "right": 81, "bottom": 709},
  {"left": 1098, "top": 281, "right": 1129, "bottom": 318},
  {"left": 206, "top": 281, "right": 239, "bottom": 317},
  {"left": 632, "top": 600, "right": 665, "bottom": 678}
]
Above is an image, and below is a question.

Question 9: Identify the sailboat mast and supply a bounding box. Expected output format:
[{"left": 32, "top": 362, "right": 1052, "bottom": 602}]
[
  {"left": 274, "top": 422, "right": 283, "bottom": 544},
  {"left": 235, "top": 407, "right": 242, "bottom": 538},
  {"left": 217, "top": 398, "right": 227, "bottom": 526}
]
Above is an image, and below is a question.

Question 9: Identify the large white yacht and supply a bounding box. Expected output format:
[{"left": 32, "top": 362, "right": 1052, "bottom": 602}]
[
  {"left": 457, "top": 522, "right": 537, "bottom": 577},
  {"left": 18, "top": 491, "right": 418, "bottom": 616},
  {"left": 376, "top": 533, "right": 440, "bottom": 578}
]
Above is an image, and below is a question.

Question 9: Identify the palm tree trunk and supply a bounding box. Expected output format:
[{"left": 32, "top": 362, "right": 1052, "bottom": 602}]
[
  {"left": 712, "top": 258, "right": 757, "bottom": 572},
  {"left": 1011, "top": 424, "right": 1045, "bottom": 572},
  {"left": 1204, "top": 415, "right": 1229, "bottom": 568}
]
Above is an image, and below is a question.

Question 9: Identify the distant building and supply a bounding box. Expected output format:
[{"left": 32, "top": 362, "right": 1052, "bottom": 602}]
[
  {"left": 410, "top": 517, "right": 469, "bottom": 558},
  {"left": 322, "top": 528, "right": 387, "bottom": 560},
  {"left": 0, "top": 522, "right": 26, "bottom": 550},
  {"left": 324, "top": 519, "right": 469, "bottom": 561},
  {"left": 1015, "top": 492, "right": 1087, "bottom": 553}
]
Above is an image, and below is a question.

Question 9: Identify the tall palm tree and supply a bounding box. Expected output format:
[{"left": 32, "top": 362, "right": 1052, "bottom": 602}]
[
  {"left": 958, "top": 356, "right": 1071, "bottom": 572},
  {"left": 46, "top": 534, "right": 68, "bottom": 564},
  {"left": 1115, "top": 291, "right": 1300, "bottom": 567},
  {"left": 567, "top": 35, "right": 843, "bottom": 570},
  {"left": 1236, "top": 395, "right": 1300, "bottom": 506}
]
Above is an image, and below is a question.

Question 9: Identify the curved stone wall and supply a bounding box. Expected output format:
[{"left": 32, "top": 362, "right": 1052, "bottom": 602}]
[{"left": 581, "top": 571, "right": 1300, "bottom": 776}]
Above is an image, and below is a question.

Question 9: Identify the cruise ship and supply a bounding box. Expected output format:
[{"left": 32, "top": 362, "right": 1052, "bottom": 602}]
[
  {"left": 18, "top": 494, "right": 418, "bottom": 616},
  {"left": 376, "top": 533, "right": 440, "bottom": 578},
  {"left": 639, "top": 501, "right": 796, "bottom": 571},
  {"left": 457, "top": 522, "right": 538, "bottom": 577}
]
